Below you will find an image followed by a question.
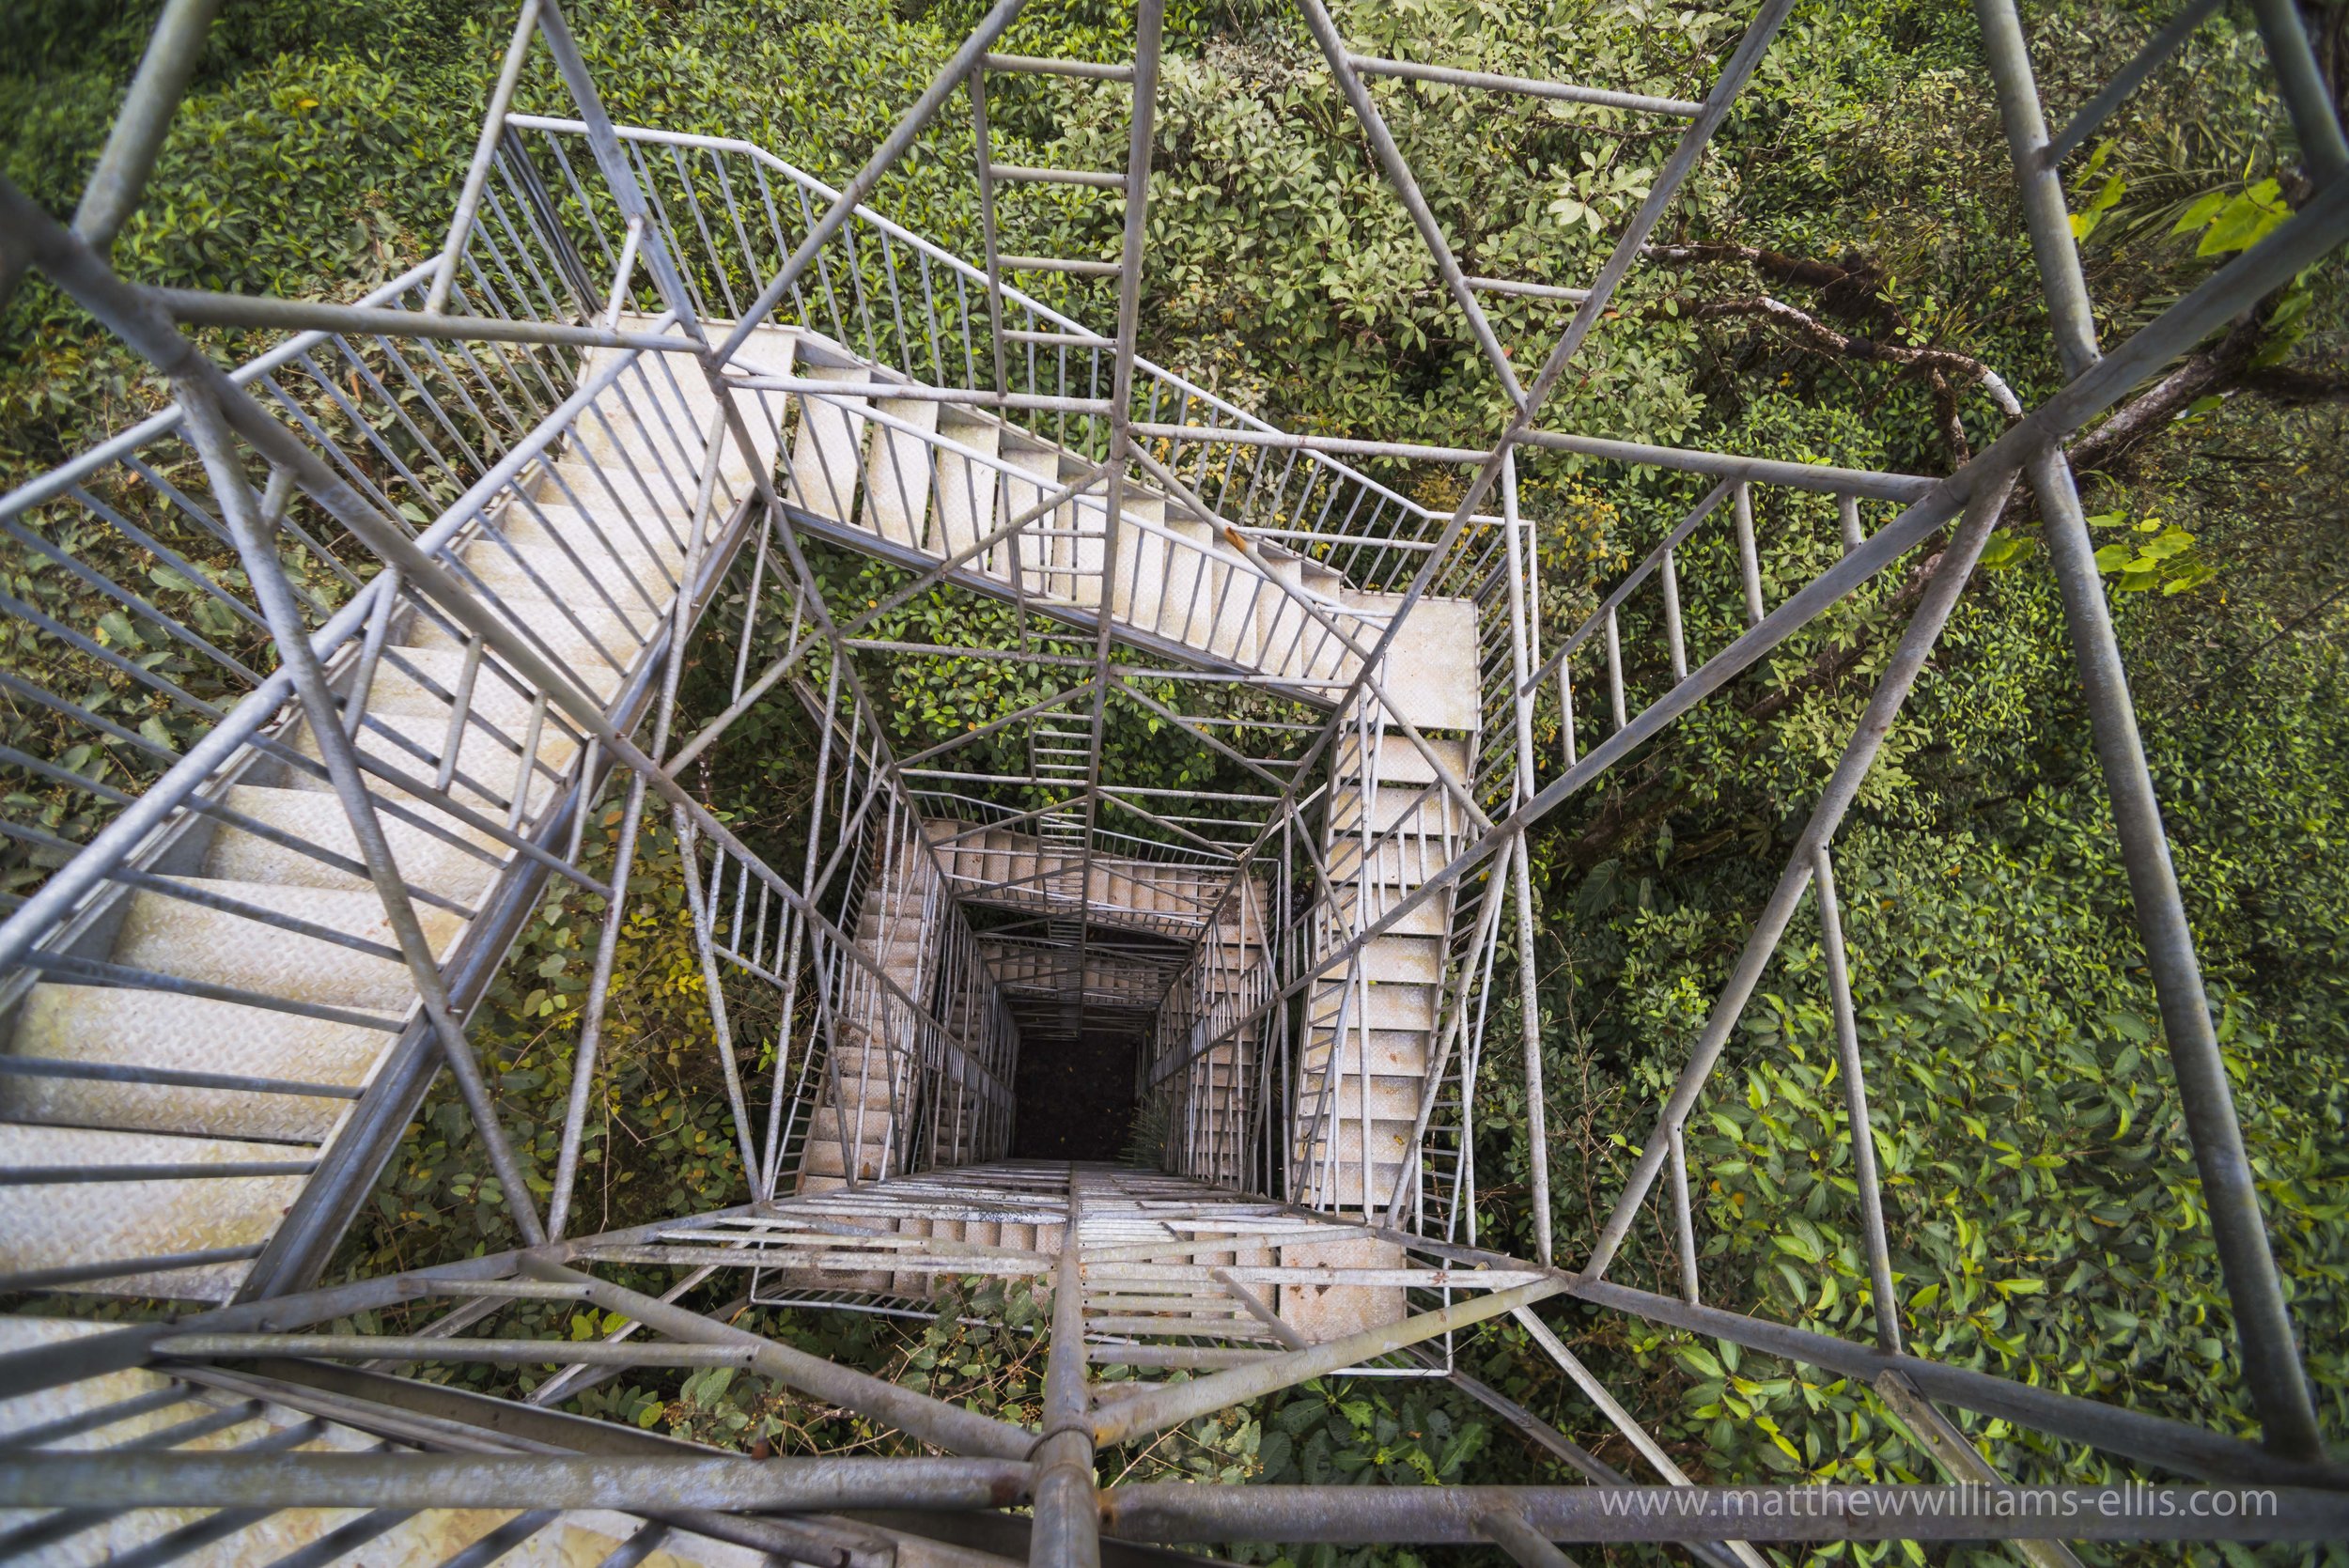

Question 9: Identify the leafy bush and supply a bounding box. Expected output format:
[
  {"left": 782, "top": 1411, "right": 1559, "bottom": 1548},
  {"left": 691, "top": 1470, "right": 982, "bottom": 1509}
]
[{"left": 6, "top": 2, "right": 2345, "bottom": 1565}]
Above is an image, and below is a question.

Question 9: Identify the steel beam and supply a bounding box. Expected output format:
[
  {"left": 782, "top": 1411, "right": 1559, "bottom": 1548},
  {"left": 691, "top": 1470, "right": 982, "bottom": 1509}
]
[
  {"left": 0, "top": 1452, "right": 1034, "bottom": 1514},
  {"left": 2028, "top": 446, "right": 2322, "bottom": 1455},
  {"left": 1346, "top": 54, "right": 1703, "bottom": 116},
  {"left": 1030, "top": 1172, "right": 1099, "bottom": 1566},
  {"left": 1093, "top": 1278, "right": 1563, "bottom": 1446},
  {"left": 521, "top": 1259, "right": 1037, "bottom": 1459},
  {"left": 1096, "top": 1483, "right": 2349, "bottom": 1545}
]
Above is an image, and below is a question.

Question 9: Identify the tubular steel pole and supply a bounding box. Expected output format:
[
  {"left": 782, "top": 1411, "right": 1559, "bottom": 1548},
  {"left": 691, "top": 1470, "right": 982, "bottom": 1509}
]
[
  {"left": 0, "top": 0, "right": 221, "bottom": 309},
  {"left": 552, "top": 405, "right": 730, "bottom": 1236},
  {"left": 0, "top": 1452, "right": 1034, "bottom": 1514},
  {"left": 1478, "top": 1507, "right": 1579, "bottom": 1568},
  {"left": 664, "top": 463, "right": 1105, "bottom": 777},
  {"left": 1030, "top": 1173, "right": 1099, "bottom": 1566},
  {"left": 1347, "top": 54, "right": 1703, "bottom": 117},
  {"left": 1511, "top": 1307, "right": 1769, "bottom": 1568},
  {"left": 1094, "top": 1278, "right": 1563, "bottom": 1447},
  {"left": 1837, "top": 492, "right": 1865, "bottom": 554},
  {"left": 2045, "top": 0, "right": 2222, "bottom": 164},
  {"left": 1163, "top": 0, "right": 1800, "bottom": 973},
  {"left": 427, "top": 0, "right": 545, "bottom": 314},
  {"left": 1872, "top": 1370, "right": 2090, "bottom": 1568},
  {"left": 2247, "top": 0, "right": 2349, "bottom": 188},
  {"left": 1973, "top": 0, "right": 2102, "bottom": 378},
  {"left": 1174, "top": 137, "right": 2349, "bottom": 1083},
  {"left": 969, "top": 67, "right": 1012, "bottom": 396},
  {"left": 1976, "top": 0, "right": 2326, "bottom": 1449},
  {"left": 1092, "top": 1483, "right": 2349, "bottom": 1545},
  {"left": 1294, "top": 0, "right": 1528, "bottom": 409},
  {"left": 548, "top": 760, "right": 650, "bottom": 1239},
  {"left": 1512, "top": 837, "right": 1551, "bottom": 1267},
  {"left": 715, "top": 0, "right": 1030, "bottom": 365},
  {"left": 1812, "top": 843, "right": 1902, "bottom": 1355},
  {"left": 1566, "top": 1275, "right": 2349, "bottom": 1489},
  {"left": 674, "top": 820, "right": 766, "bottom": 1197},
  {"left": 149, "top": 291, "right": 690, "bottom": 350},
  {"left": 0, "top": 0, "right": 224, "bottom": 310},
  {"left": 532, "top": 0, "right": 706, "bottom": 344},
  {"left": 2028, "top": 447, "right": 2324, "bottom": 1457},
  {"left": 522, "top": 1259, "right": 1036, "bottom": 1460},
  {"left": 1666, "top": 1121, "right": 1699, "bottom": 1303},
  {"left": 1069, "top": 0, "right": 1164, "bottom": 1105},
  {"left": 1732, "top": 481, "right": 1764, "bottom": 625},
  {"left": 757, "top": 659, "right": 843, "bottom": 1197},
  {"left": 74, "top": 0, "right": 225, "bottom": 255}
]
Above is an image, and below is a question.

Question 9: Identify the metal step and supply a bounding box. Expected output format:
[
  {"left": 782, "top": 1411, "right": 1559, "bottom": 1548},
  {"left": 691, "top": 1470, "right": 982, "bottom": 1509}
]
[
  {"left": 203, "top": 784, "right": 500, "bottom": 902},
  {"left": 0, "top": 334, "right": 738, "bottom": 1300},
  {"left": 113, "top": 877, "right": 463, "bottom": 1014}
]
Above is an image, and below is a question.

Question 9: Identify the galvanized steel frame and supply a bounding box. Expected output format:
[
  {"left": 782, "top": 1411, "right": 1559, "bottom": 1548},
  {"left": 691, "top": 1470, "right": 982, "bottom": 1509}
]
[{"left": 0, "top": 0, "right": 2344, "bottom": 1558}]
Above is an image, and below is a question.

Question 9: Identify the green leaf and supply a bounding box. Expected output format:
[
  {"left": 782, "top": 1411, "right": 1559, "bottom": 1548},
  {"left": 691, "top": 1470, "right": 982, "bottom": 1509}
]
[
  {"left": 1978, "top": 530, "right": 2035, "bottom": 571},
  {"left": 1673, "top": 1343, "right": 1725, "bottom": 1380},
  {"left": 2195, "top": 180, "right": 2291, "bottom": 256},
  {"left": 2170, "top": 189, "right": 2229, "bottom": 236},
  {"left": 2068, "top": 174, "right": 2123, "bottom": 241}
]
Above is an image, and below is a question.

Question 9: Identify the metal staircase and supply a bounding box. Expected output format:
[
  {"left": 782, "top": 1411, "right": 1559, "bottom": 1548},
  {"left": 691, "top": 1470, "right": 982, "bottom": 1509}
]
[
  {"left": 1293, "top": 722, "right": 1474, "bottom": 1217},
  {"left": 0, "top": 270, "right": 1484, "bottom": 1297},
  {"left": 0, "top": 331, "right": 795, "bottom": 1299},
  {"left": 2, "top": 0, "right": 2345, "bottom": 1560}
]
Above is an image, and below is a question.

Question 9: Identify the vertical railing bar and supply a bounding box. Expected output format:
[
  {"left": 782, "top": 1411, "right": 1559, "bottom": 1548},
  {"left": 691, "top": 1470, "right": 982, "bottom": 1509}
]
[
  {"left": 1603, "top": 606, "right": 1627, "bottom": 732},
  {"left": 1812, "top": 843, "right": 1899, "bottom": 1353},
  {"left": 668, "top": 144, "right": 742, "bottom": 319},
  {"left": 433, "top": 635, "right": 487, "bottom": 793},
  {"left": 1732, "top": 480, "right": 1764, "bottom": 626},
  {"left": 1660, "top": 544, "right": 1688, "bottom": 680},
  {"left": 1666, "top": 1120, "right": 1700, "bottom": 1305}
]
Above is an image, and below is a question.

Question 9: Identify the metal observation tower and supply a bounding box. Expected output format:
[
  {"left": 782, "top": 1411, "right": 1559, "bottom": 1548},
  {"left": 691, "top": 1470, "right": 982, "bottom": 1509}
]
[{"left": 0, "top": 0, "right": 2344, "bottom": 1560}]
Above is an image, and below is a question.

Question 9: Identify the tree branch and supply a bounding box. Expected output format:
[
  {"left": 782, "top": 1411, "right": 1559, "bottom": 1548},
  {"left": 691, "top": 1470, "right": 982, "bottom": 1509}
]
[
  {"left": 1641, "top": 241, "right": 1894, "bottom": 328},
  {"left": 2238, "top": 363, "right": 2349, "bottom": 405},
  {"left": 1678, "top": 293, "right": 2025, "bottom": 421}
]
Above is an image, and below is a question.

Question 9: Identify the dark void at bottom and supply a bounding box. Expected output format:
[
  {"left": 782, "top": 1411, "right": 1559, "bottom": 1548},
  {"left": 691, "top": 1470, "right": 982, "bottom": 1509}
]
[{"left": 1010, "top": 1020, "right": 1141, "bottom": 1162}]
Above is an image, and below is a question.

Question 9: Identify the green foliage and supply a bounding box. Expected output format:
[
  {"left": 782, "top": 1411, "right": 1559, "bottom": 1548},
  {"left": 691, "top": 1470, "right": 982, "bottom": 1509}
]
[
  {"left": 346, "top": 808, "right": 762, "bottom": 1271},
  {"left": 5, "top": 2, "right": 2347, "bottom": 1564},
  {"left": 1256, "top": 1378, "right": 1488, "bottom": 1488},
  {"left": 2089, "top": 508, "right": 2215, "bottom": 597}
]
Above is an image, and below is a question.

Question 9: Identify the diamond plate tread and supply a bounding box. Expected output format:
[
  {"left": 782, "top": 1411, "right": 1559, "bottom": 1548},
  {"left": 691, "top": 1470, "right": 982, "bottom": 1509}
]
[
  {"left": 290, "top": 706, "right": 579, "bottom": 820},
  {"left": 492, "top": 494, "right": 690, "bottom": 582},
  {"left": 203, "top": 783, "right": 501, "bottom": 902},
  {"left": 0, "top": 984, "right": 381, "bottom": 1142},
  {"left": 113, "top": 877, "right": 462, "bottom": 1014},
  {"left": 0, "top": 1126, "right": 316, "bottom": 1299},
  {"left": 460, "top": 535, "right": 669, "bottom": 641}
]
